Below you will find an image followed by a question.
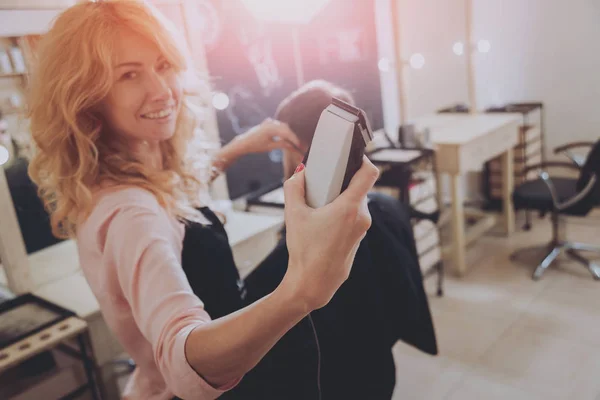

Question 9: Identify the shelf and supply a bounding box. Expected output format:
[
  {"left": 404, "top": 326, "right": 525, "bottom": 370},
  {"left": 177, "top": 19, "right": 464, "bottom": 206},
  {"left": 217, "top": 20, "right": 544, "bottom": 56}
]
[
  {"left": 0, "top": 73, "right": 25, "bottom": 79},
  {"left": 486, "top": 102, "right": 543, "bottom": 115}
]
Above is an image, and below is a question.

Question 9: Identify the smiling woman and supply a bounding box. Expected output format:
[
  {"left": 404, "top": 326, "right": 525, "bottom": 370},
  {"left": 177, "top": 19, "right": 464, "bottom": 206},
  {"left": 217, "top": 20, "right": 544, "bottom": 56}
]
[
  {"left": 23, "top": 1, "right": 381, "bottom": 400},
  {"left": 27, "top": 0, "right": 211, "bottom": 236}
]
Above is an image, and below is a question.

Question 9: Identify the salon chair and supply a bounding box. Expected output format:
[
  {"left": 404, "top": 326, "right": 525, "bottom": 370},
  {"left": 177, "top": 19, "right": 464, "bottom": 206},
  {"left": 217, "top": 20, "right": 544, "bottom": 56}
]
[
  {"left": 511, "top": 139, "right": 600, "bottom": 280},
  {"left": 4, "top": 157, "right": 62, "bottom": 253}
]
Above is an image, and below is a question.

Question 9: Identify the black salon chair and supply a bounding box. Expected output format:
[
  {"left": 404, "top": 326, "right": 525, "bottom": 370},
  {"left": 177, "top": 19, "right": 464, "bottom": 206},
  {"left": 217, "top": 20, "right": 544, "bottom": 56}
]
[
  {"left": 4, "top": 157, "right": 63, "bottom": 253},
  {"left": 512, "top": 139, "right": 600, "bottom": 280}
]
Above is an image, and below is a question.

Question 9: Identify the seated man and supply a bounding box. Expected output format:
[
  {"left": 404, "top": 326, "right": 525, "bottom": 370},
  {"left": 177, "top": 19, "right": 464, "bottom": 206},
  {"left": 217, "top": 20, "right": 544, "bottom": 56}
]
[
  {"left": 273, "top": 79, "right": 437, "bottom": 355},
  {"left": 185, "top": 80, "right": 437, "bottom": 400}
]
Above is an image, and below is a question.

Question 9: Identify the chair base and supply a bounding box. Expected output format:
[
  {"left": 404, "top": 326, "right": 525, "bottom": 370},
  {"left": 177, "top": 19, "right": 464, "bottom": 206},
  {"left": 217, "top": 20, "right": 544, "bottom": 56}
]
[
  {"left": 511, "top": 210, "right": 600, "bottom": 281},
  {"left": 515, "top": 241, "right": 600, "bottom": 281}
]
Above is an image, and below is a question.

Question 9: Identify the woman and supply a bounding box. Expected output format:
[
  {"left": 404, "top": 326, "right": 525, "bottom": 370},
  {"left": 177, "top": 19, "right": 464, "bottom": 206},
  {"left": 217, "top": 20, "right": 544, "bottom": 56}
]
[{"left": 27, "top": 2, "right": 378, "bottom": 399}]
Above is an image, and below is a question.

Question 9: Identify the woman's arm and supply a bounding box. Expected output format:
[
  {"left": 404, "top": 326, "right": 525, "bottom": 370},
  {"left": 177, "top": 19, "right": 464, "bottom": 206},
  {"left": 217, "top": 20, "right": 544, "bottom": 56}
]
[
  {"left": 210, "top": 135, "right": 245, "bottom": 179},
  {"left": 101, "top": 192, "right": 310, "bottom": 398},
  {"left": 104, "top": 158, "right": 378, "bottom": 397},
  {"left": 210, "top": 119, "right": 301, "bottom": 180},
  {"left": 185, "top": 271, "right": 307, "bottom": 387}
]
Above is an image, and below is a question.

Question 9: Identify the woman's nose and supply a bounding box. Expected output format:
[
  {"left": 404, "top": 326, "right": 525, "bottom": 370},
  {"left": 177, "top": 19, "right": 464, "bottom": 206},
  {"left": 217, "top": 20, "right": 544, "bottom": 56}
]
[{"left": 147, "top": 72, "right": 171, "bottom": 101}]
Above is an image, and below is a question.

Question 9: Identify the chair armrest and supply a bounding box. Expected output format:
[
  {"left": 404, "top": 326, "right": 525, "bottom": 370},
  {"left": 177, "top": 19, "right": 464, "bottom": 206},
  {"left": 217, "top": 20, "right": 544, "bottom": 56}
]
[
  {"left": 539, "top": 171, "right": 597, "bottom": 211},
  {"left": 523, "top": 161, "right": 580, "bottom": 176},
  {"left": 554, "top": 142, "right": 594, "bottom": 168},
  {"left": 554, "top": 141, "right": 595, "bottom": 154},
  {"left": 564, "top": 154, "right": 587, "bottom": 168}
]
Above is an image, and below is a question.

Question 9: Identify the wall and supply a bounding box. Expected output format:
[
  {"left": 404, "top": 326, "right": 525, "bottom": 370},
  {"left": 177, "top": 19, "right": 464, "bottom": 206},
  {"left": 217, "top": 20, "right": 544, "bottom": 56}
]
[
  {"left": 381, "top": 0, "right": 600, "bottom": 154},
  {"left": 378, "top": 0, "right": 600, "bottom": 200},
  {"left": 376, "top": 0, "right": 468, "bottom": 131},
  {"left": 472, "top": 0, "right": 600, "bottom": 155}
]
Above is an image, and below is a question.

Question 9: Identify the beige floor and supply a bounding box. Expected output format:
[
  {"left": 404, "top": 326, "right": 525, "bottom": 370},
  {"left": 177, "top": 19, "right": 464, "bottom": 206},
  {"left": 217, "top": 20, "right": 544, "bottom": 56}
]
[{"left": 392, "top": 211, "right": 600, "bottom": 400}]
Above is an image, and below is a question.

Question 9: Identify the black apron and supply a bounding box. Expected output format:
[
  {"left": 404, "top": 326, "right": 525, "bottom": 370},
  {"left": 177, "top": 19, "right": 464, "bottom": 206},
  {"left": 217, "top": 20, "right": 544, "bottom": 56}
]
[{"left": 179, "top": 207, "right": 398, "bottom": 400}]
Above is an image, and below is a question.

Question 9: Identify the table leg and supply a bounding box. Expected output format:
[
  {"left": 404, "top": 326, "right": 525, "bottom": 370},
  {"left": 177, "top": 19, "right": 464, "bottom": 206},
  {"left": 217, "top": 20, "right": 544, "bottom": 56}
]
[
  {"left": 435, "top": 173, "right": 444, "bottom": 211},
  {"left": 450, "top": 173, "right": 467, "bottom": 275},
  {"left": 501, "top": 147, "right": 515, "bottom": 235},
  {"left": 77, "top": 333, "right": 101, "bottom": 400},
  {"left": 434, "top": 157, "right": 444, "bottom": 210},
  {"left": 400, "top": 169, "right": 411, "bottom": 203}
]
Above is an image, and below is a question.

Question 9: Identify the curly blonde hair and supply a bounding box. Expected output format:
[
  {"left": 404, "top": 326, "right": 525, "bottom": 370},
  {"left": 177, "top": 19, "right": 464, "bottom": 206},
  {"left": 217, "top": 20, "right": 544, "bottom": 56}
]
[{"left": 28, "top": 0, "right": 214, "bottom": 238}]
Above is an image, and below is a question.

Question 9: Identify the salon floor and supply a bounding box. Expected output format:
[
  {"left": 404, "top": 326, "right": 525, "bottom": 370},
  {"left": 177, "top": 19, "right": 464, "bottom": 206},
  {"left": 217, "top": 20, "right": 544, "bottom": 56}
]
[{"left": 392, "top": 210, "right": 600, "bottom": 400}]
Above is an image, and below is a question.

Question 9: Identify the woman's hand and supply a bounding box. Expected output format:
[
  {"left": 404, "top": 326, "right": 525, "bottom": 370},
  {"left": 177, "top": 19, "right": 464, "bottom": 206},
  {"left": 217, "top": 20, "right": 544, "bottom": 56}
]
[
  {"left": 232, "top": 118, "right": 302, "bottom": 155},
  {"left": 211, "top": 119, "right": 302, "bottom": 180},
  {"left": 280, "top": 156, "right": 380, "bottom": 312}
]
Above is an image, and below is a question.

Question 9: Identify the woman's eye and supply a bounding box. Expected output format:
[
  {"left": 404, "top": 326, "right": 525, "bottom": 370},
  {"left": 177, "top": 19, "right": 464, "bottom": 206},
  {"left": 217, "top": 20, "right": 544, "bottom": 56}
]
[
  {"left": 121, "top": 71, "right": 137, "bottom": 80},
  {"left": 159, "top": 60, "right": 172, "bottom": 71}
]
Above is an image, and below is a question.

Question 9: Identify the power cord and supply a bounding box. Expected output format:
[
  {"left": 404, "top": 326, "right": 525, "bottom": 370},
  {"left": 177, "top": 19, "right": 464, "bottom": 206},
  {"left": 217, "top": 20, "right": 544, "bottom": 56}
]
[{"left": 307, "top": 313, "right": 322, "bottom": 400}]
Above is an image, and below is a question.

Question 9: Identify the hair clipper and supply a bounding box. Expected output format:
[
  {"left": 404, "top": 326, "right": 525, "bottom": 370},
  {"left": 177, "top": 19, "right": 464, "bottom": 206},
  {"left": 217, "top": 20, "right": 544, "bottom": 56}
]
[{"left": 302, "top": 98, "right": 373, "bottom": 208}]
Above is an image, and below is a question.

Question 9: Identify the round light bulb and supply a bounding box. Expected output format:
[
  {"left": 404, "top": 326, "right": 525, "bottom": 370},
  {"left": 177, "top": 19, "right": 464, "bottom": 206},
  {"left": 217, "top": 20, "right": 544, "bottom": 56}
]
[
  {"left": 477, "top": 40, "right": 491, "bottom": 53},
  {"left": 0, "top": 145, "right": 9, "bottom": 166},
  {"left": 409, "top": 53, "right": 425, "bottom": 69},
  {"left": 453, "top": 41, "right": 464, "bottom": 56},
  {"left": 212, "top": 92, "right": 230, "bottom": 110}
]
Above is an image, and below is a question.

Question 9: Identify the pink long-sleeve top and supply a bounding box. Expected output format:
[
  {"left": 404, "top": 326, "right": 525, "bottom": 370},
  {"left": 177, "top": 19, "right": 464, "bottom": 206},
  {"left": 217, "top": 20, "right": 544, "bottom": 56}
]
[{"left": 76, "top": 186, "right": 240, "bottom": 400}]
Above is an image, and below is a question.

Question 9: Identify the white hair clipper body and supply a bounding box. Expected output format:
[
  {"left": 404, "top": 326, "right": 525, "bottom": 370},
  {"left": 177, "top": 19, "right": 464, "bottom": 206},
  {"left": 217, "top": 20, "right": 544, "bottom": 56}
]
[{"left": 303, "top": 98, "right": 374, "bottom": 208}]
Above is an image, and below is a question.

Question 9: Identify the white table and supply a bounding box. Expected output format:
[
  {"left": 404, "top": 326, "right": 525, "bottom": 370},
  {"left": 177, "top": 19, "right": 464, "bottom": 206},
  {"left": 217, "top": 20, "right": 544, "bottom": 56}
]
[{"left": 411, "top": 113, "right": 521, "bottom": 275}]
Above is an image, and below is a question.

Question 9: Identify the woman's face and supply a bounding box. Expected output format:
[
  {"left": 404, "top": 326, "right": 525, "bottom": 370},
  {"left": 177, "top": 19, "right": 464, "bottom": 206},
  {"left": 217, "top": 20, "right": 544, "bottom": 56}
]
[{"left": 100, "top": 31, "right": 182, "bottom": 147}]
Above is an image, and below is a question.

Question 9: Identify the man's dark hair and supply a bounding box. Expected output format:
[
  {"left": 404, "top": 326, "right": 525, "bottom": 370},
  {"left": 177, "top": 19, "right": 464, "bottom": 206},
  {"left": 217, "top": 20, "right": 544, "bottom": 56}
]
[{"left": 274, "top": 80, "right": 354, "bottom": 149}]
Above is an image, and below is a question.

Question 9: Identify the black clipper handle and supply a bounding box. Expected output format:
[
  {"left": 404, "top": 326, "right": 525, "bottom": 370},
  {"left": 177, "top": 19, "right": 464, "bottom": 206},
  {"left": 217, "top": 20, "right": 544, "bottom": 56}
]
[{"left": 341, "top": 124, "right": 366, "bottom": 192}]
